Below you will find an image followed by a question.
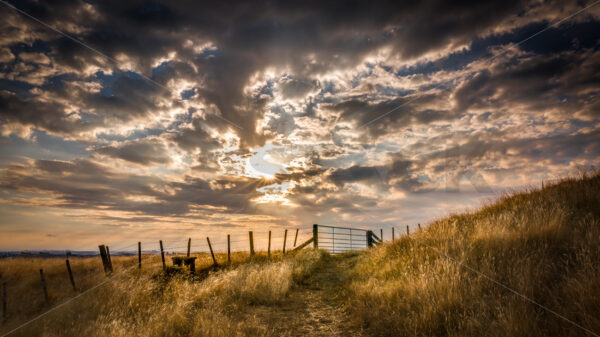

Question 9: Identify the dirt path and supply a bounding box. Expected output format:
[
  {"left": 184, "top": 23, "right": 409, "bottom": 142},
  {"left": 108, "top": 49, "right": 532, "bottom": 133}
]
[{"left": 249, "top": 253, "right": 365, "bottom": 336}]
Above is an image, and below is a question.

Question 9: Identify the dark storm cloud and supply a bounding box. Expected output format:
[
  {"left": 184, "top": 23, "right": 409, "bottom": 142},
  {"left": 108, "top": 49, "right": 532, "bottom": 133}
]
[
  {"left": 421, "top": 128, "right": 600, "bottom": 165},
  {"left": 0, "top": 70, "right": 168, "bottom": 138},
  {"left": 95, "top": 139, "right": 170, "bottom": 165},
  {"left": 0, "top": 90, "right": 85, "bottom": 134},
  {"left": 170, "top": 117, "right": 222, "bottom": 154},
  {"left": 274, "top": 168, "right": 324, "bottom": 183},
  {"left": 329, "top": 95, "right": 454, "bottom": 138},
  {"left": 266, "top": 106, "right": 296, "bottom": 136},
  {"left": 164, "top": 176, "right": 272, "bottom": 213},
  {"left": 0, "top": 158, "right": 272, "bottom": 216},
  {"left": 0, "top": 159, "right": 157, "bottom": 208},
  {"left": 394, "top": 19, "right": 600, "bottom": 77},
  {"left": 278, "top": 77, "right": 316, "bottom": 99},
  {"left": 327, "top": 157, "right": 420, "bottom": 190},
  {"left": 0, "top": 0, "right": 599, "bottom": 236},
  {"left": 87, "top": 71, "right": 165, "bottom": 121},
  {"left": 320, "top": 124, "right": 600, "bottom": 195},
  {"left": 329, "top": 165, "right": 386, "bottom": 186},
  {"left": 2, "top": 0, "right": 582, "bottom": 145},
  {"left": 453, "top": 49, "right": 600, "bottom": 118}
]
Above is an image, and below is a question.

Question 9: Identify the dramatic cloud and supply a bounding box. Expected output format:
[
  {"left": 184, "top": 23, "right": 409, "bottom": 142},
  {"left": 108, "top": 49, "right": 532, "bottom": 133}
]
[
  {"left": 95, "top": 139, "right": 171, "bottom": 165},
  {"left": 0, "top": 0, "right": 598, "bottom": 249}
]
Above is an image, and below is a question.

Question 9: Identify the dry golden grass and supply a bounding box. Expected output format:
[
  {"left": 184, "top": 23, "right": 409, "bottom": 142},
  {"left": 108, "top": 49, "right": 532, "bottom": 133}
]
[
  {"left": 345, "top": 172, "right": 600, "bottom": 336},
  {"left": 0, "top": 249, "right": 328, "bottom": 337}
]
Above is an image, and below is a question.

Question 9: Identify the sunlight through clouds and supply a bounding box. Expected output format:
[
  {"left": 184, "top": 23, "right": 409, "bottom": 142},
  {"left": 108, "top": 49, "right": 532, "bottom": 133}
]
[{"left": 0, "top": 0, "right": 598, "bottom": 249}]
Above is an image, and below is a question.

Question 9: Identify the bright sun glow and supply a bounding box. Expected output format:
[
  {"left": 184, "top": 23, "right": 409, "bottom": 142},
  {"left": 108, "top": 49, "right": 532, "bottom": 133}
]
[{"left": 246, "top": 144, "right": 288, "bottom": 179}]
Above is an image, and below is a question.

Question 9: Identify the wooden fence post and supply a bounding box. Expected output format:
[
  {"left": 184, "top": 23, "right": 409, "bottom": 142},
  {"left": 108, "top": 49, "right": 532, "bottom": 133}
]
[
  {"left": 392, "top": 227, "right": 395, "bottom": 241},
  {"left": 249, "top": 231, "right": 255, "bottom": 256},
  {"left": 406, "top": 225, "right": 410, "bottom": 236},
  {"left": 65, "top": 259, "right": 76, "bottom": 291},
  {"left": 380, "top": 228, "right": 383, "bottom": 241},
  {"left": 106, "top": 246, "right": 113, "bottom": 271},
  {"left": 98, "top": 245, "right": 111, "bottom": 275},
  {"left": 187, "top": 238, "right": 191, "bottom": 257},
  {"left": 39, "top": 269, "right": 49, "bottom": 303},
  {"left": 293, "top": 229, "right": 299, "bottom": 247},
  {"left": 189, "top": 259, "right": 196, "bottom": 275},
  {"left": 206, "top": 237, "right": 217, "bottom": 266},
  {"left": 268, "top": 231, "right": 271, "bottom": 259},
  {"left": 138, "top": 242, "right": 142, "bottom": 269},
  {"left": 2, "top": 282, "right": 6, "bottom": 322},
  {"left": 313, "top": 224, "right": 318, "bottom": 249},
  {"left": 227, "top": 234, "right": 231, "bottom": 264},
  {"left": 283, "top": 229, "right": 288, "bottom": 254},
  {"left": 366, "top": 230, "right": 374, "bottom": 247},
  {"left": 418, "top": 223, "right": 422, "bottom": 231},
  {"left": 159, "top": 240, "right": 166, "bottom": 271}
]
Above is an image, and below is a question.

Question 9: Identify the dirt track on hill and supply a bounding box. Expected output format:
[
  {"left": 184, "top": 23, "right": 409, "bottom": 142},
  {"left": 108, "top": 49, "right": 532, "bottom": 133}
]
[{"left": 247, "top": 253, "right": 365, "bottom": 337}]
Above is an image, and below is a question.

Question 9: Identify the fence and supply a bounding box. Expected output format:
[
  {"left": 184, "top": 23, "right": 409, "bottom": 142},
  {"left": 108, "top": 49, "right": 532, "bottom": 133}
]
[
  {"left": 95, "top": 224, "right": 386, "bottom": 274},
  {"left": 0, "top": 223, "right": 418, "bottom": 335},
  {"left": 310, "top": 224, "right": 383, "bottom": 254}
]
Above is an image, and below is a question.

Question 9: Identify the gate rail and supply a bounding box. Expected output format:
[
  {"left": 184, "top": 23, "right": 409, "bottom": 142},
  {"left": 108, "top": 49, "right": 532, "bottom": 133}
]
[{"left": 292, "top": 224, "right": 382, "bottom": 254}]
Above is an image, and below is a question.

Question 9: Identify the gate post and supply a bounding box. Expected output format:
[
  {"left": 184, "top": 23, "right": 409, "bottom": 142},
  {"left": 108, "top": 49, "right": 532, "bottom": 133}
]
[
  {"left": 313, "top": 224, "right": 318, "bottom": 249},
  {"left": 366, "top": 230, "right": 374, "bottom": 248}
]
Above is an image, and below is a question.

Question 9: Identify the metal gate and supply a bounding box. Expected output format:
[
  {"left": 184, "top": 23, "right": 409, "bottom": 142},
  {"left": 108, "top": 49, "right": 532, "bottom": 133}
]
[{"left": 313, "top": 224, "right": 381, "bottom": 254}]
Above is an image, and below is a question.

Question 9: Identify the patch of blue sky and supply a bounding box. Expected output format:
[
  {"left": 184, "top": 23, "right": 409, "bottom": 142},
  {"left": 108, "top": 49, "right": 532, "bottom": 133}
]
[
  {"left": 319, "top": 80, "right": 338, "bottom": 95},
  {"left": 511, "top": 20, "right": 600, "bottom": 54},
  {"left": 190, "top": 47, "right": 221, "bottom": 63},
  {"left": 151, "top": 61, "right": 171, "bottom": 77},
  {"left": 0, "top": 78, "right": 35, "bottom": 98},
  {"left": 94, "top": 70, "right": 154, "bottom": 96},
  {"left": 350, "top": 69, "right": 373, "bottom": 88},
  {"left": 180, "top": 88, "right": 196, "bottom": 100},
  {"left": 9, "top": 39, "right": 50, "bottom": 55},
  {"left": 198, "top": 48, "right": 220, "bottom": 59},
  {"left": 256, "top": 79, "right": 275, "bottom": 98},
  {"left": 94, "top": 71, "right": 118, "bottom": 96}
]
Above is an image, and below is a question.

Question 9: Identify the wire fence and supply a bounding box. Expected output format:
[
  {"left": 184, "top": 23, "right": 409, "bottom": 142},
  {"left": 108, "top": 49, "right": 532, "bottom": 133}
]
[{"left": 0, "top": 223, "right": 403, "bottom": 333}]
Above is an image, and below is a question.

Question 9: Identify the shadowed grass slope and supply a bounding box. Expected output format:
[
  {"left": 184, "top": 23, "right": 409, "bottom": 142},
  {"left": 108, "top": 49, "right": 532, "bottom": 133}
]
[{"left": 345, "top": 172, "right": 600, "bottom": 336}]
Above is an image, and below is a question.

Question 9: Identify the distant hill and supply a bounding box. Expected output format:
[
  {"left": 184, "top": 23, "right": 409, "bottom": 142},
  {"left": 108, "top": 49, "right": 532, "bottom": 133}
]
[{"left": 0, "top": 250, "right": 141, "bottom": 258}]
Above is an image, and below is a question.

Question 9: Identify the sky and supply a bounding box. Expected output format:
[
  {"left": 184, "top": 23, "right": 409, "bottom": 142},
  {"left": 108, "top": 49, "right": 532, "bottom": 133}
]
[{"left": 0, "top": 0, "right": 599, "bottom": 251}]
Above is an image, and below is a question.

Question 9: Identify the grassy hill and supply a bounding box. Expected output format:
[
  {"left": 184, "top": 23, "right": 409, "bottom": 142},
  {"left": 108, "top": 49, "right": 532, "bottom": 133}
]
[
  {"left": 0, "top": 172, "right": 598, "bottom": 336},
  {"left": 345, "top": 172, "right": 600, "bottom": 336}
]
